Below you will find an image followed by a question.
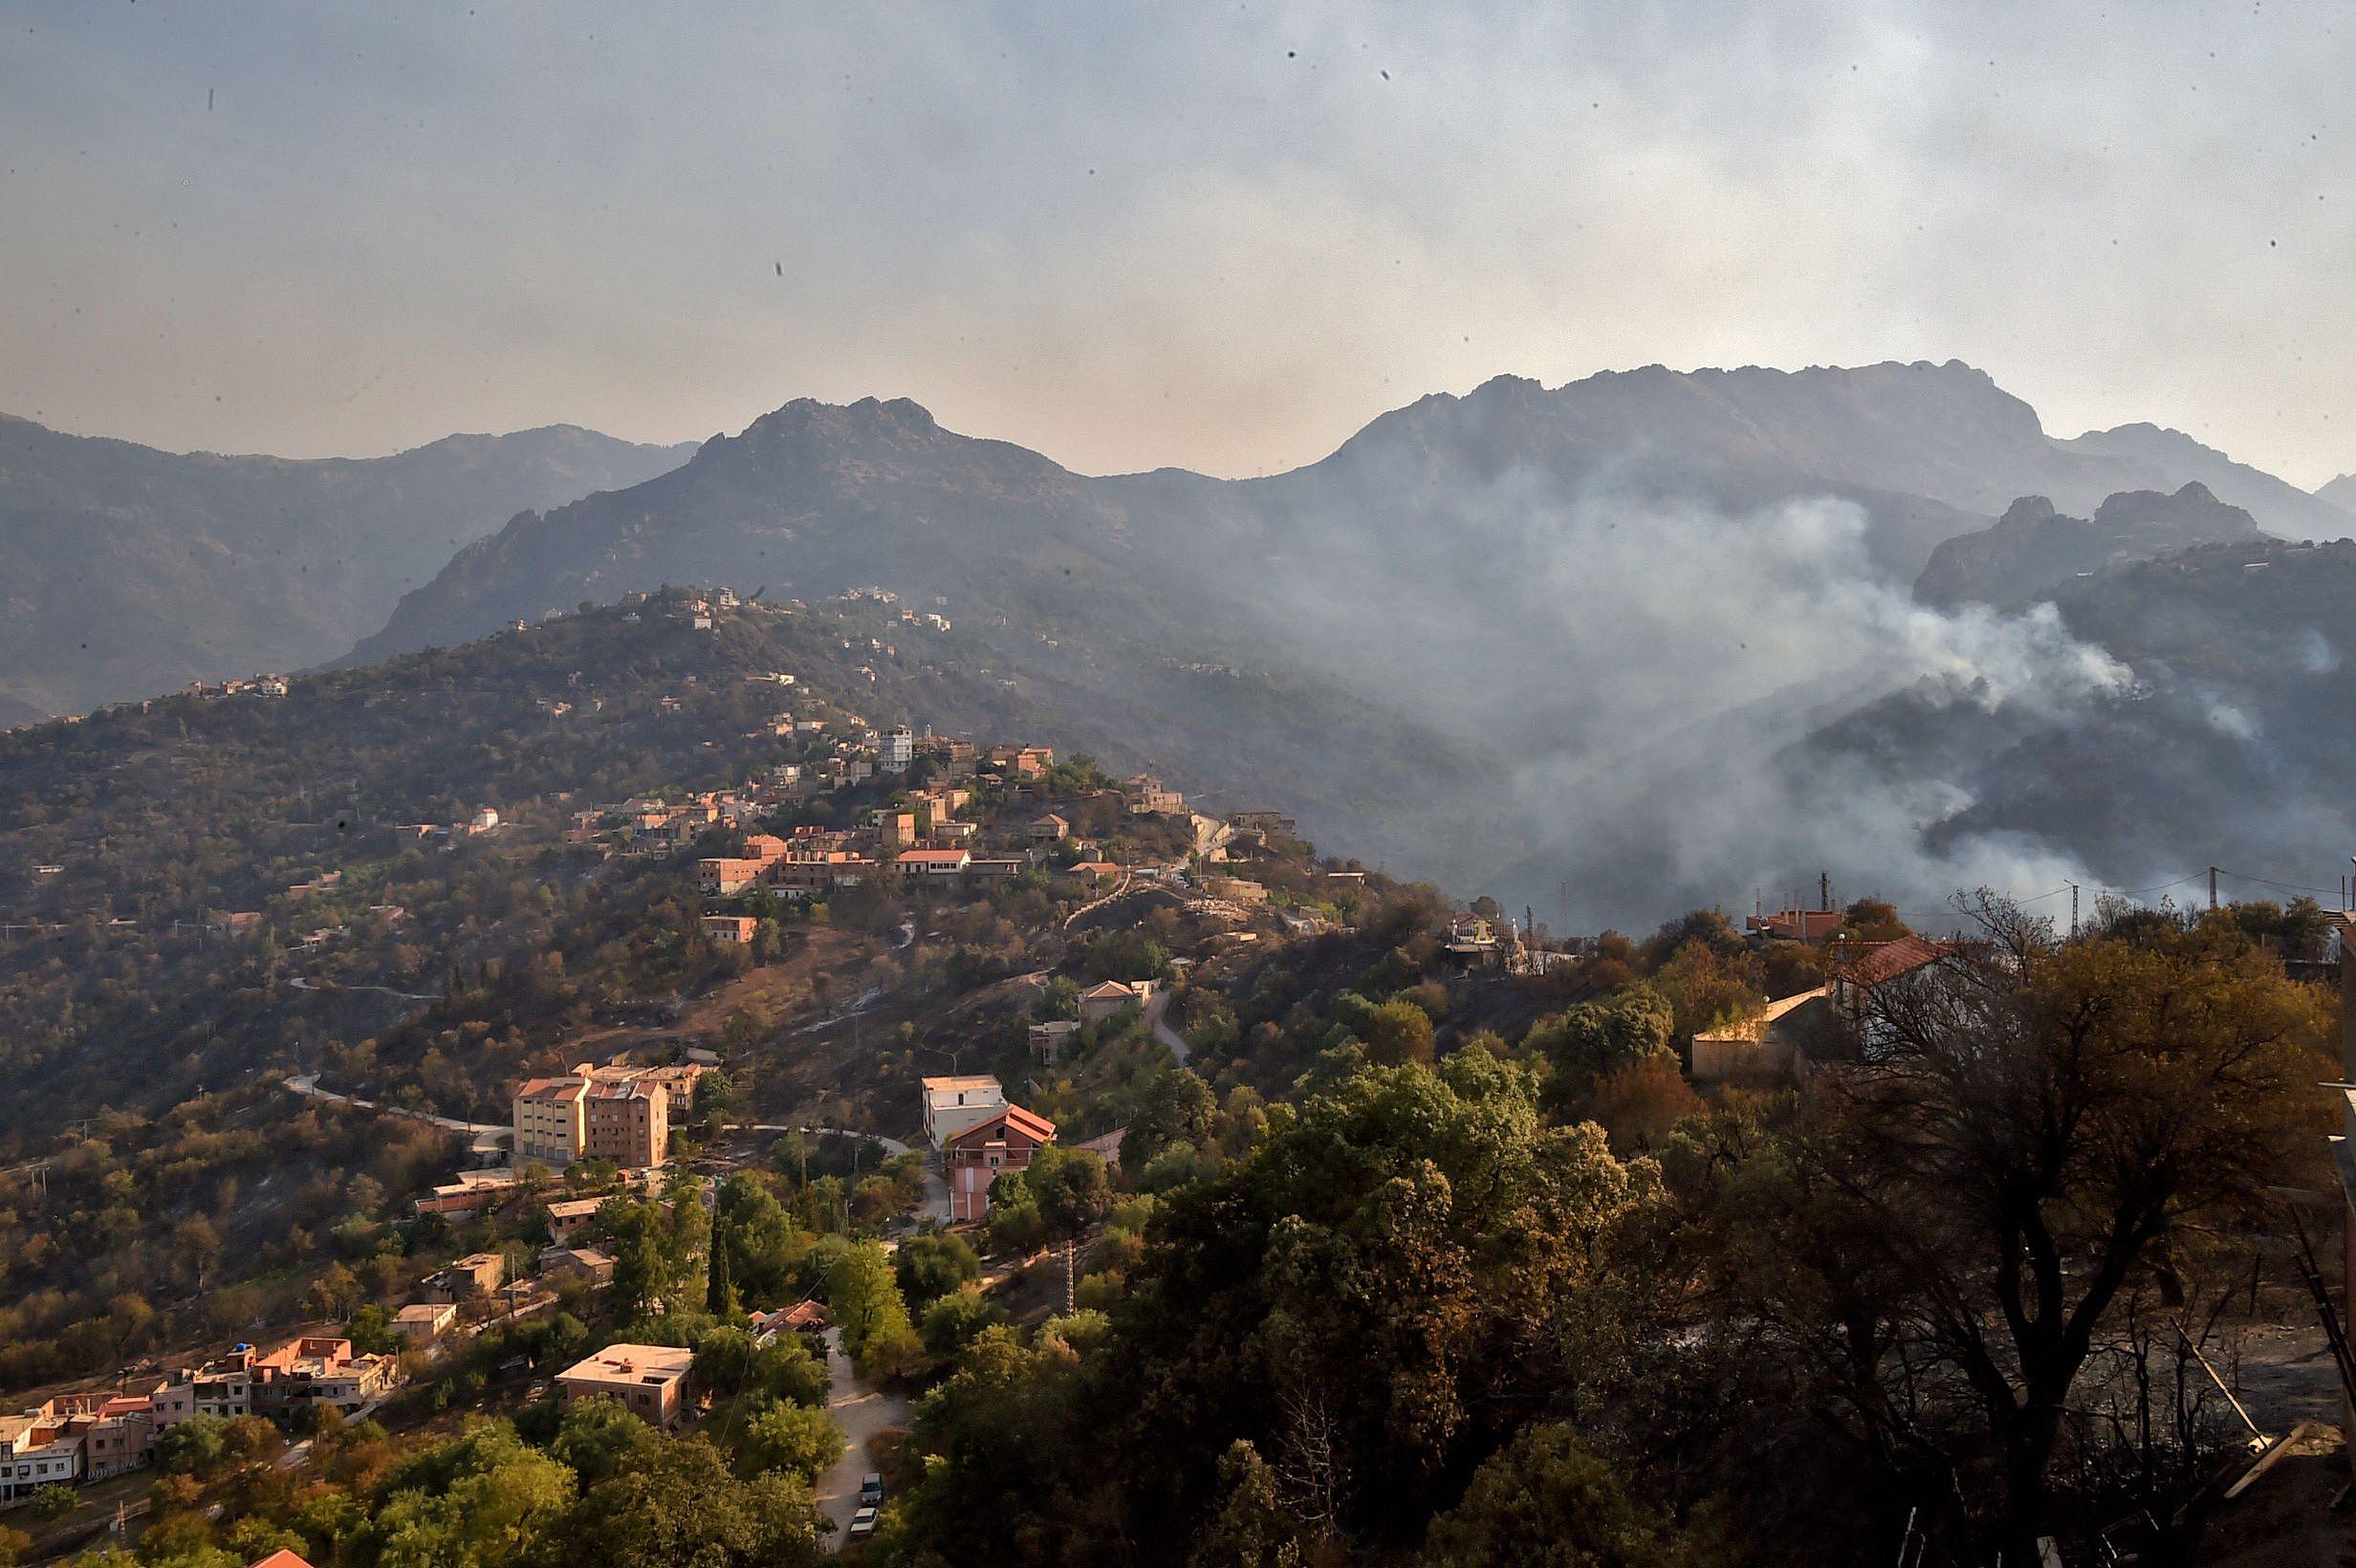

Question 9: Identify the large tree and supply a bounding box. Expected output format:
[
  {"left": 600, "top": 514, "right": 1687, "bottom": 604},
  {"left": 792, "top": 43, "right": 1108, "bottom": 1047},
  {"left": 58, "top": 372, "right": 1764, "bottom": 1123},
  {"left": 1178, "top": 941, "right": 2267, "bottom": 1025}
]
[
  {"left": 1686, "top": 903, "right": 2332, "bottom": 1557},
  {"left": 1100, "top": 1052, "right": 1653, "bottom": 1550}
]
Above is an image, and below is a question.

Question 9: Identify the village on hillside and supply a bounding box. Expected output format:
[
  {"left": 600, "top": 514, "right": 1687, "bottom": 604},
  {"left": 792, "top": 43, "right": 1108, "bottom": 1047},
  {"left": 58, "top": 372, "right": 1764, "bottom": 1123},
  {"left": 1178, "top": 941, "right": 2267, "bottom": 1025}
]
[
  {"left": 0, "top": 601, "right": 2094, "bottom": 1559},
  {"left": 0, "top": 589, "right": 2342, "bottom": 1568}
]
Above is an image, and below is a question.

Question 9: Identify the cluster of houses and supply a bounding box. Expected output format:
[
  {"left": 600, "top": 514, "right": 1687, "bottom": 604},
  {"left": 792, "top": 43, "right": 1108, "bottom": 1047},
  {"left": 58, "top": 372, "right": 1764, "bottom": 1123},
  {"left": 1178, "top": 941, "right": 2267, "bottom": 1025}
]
[
  {"left": 683, "top": 746, "right": 1192, "bottom": 926},
  {"left": 176, "top": 674, "right": 290, "bottom": 701},
  {"left": 0, "top": 1337, "right": 398, "bottom": 1506}
]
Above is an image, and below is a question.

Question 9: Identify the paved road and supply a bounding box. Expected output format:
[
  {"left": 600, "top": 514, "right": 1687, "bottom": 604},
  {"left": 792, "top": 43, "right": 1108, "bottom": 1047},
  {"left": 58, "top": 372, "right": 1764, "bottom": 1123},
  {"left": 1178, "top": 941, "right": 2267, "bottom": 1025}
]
[
  {"left": 283, "top": 1074, "right": 508, "bottom": 1148},
  {"left": 1145, "top": 989, "right": 1192, "bottom": 1068},
  {"left": 813, "top": 1326, "right": 912, "bottom": 1552}
]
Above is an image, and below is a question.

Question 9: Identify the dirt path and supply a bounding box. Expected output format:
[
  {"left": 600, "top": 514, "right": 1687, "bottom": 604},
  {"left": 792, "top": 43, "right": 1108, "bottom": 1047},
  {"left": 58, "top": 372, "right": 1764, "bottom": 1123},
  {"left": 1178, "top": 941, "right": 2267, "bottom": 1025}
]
[{"left": 814, "top": 1326, "right": 913, "bottom": 1552}]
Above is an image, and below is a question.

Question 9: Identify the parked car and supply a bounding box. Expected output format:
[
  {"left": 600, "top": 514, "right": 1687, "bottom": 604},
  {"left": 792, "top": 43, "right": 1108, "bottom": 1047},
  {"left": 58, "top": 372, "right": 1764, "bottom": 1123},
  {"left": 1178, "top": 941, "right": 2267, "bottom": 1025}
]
[
  {"left": 848, "top": 1506, "right": 880, "bottom": 1540},
  {"left": 859, "top": 1472, "right": 885, "bottom": 1507}
]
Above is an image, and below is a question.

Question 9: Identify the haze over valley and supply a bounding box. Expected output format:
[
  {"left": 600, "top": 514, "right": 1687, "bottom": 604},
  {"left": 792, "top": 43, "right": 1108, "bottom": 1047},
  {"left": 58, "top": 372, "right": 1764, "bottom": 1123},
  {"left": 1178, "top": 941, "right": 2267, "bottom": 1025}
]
[{"left": 11, "top": 7, "right": 2356, "bottom": 1565}]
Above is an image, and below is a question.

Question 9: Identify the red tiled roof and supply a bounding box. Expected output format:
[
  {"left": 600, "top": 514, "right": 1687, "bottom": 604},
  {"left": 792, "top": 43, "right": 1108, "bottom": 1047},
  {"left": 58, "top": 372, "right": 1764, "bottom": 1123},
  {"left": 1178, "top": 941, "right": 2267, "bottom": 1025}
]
[
  {"left": 1834, "top": 935, "right": 1955, "bottom": 990},
  {"left": 250, "top": 1552, "right": 319, "bottom": 1568},
  {"left": 945, "top": 1102, "right": 1058, "bottom": 1148}
]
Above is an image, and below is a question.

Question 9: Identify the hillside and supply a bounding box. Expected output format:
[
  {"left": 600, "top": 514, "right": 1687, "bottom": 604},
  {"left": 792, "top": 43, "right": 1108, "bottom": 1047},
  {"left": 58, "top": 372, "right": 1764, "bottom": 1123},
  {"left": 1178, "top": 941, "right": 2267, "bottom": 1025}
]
[
  {"left": 0, "top": 590, "right": 1472, "bottom": 1134},
  {"left": 361, "top": 364, "right": 2346, "bottom": 666},
  {"left": 1912, "top": 482, "right": 2263, "bottom": 608},
  {"left": 0, "top": 414, "right": 691, "bottom": 717}
]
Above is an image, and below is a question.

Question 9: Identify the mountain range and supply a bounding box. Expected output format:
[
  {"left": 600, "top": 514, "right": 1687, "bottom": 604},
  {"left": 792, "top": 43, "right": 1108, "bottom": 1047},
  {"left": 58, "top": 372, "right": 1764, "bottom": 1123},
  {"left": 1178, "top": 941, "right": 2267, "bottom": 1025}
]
[
  {"left": 14, "top": 359, "right": 2356, "bottom": 924},
  {"left": 0, "top": 414, "right": 692, "bottom": 721}
]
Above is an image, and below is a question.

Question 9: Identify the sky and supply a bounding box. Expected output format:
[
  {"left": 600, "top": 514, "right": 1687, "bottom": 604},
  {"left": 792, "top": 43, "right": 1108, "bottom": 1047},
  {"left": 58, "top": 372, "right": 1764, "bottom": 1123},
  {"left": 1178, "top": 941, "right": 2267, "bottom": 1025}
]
[{"left": 4, "top": 0, "right": 2354, "bottom": 484}]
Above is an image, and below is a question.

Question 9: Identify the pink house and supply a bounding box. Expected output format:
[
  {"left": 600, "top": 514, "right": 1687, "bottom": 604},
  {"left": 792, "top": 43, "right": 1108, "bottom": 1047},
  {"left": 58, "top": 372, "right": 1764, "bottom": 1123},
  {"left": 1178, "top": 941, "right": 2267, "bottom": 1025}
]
[{"left": 944, "top": 1104, "right": 1057, "bottom": 1222}]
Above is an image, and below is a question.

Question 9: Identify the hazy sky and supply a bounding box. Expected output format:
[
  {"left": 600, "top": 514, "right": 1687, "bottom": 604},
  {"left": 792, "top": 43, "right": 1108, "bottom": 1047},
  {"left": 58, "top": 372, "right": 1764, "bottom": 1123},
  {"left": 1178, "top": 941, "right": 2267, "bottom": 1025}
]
[{"left": 5, "top": 1, "right": 2354, "bottom": 483}]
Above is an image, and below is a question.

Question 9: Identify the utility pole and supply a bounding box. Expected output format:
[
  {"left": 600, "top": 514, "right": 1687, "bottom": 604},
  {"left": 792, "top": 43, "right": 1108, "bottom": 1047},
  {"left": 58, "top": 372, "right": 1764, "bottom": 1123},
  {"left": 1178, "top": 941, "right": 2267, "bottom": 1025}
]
[
  {"left": 1064, "top": 1238, "right": 1077, "bottom": 1315},
  {"left": 2209, "top": 865, "right": 2219, "bottom": 910},
  {"left": 2068, "top": 882, "right": 2080, "bottom": 941},
  {"left": 1820, "top": 872, "right": 1831, "bottom": 914}
]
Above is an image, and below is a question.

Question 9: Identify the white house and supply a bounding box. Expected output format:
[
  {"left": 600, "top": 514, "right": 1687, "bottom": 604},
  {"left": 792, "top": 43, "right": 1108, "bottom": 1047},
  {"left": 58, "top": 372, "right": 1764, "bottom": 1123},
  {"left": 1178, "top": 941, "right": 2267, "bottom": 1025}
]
[{"left": 922, "top": 1075, "right": 1007, "bottom": 1147}]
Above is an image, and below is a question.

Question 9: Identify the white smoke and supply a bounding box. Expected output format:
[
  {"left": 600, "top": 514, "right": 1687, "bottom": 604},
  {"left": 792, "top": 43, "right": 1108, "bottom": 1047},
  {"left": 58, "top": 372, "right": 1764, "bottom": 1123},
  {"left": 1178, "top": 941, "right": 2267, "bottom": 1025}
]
[{"left": 1250, "top": 470, "right": 2140, "bottom": 926}]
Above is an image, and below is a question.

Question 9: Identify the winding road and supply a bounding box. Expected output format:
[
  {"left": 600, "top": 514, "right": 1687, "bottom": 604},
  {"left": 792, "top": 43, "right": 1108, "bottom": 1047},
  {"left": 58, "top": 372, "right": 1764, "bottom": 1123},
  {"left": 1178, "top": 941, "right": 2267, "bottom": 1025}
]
[
  {"left": 1145, "top": 989, "right": 1192, "bottom": 1067},
  {"left": 287, "top": 976, "right": 439, "bottom": 1003},
  {"left": 282, "top": 1073, "right": 508, "bottom": 1152},
  {"left": 813, "top": 1325, "right": 913, "bottom": 1552}
]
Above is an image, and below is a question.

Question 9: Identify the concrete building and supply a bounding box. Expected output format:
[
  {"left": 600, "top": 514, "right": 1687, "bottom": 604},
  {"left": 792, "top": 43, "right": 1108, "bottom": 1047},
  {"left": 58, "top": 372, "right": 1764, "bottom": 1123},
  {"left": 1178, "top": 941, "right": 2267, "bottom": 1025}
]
[
  {"left": 1029, "top": 1018, "right": 1081, "bottom": 1064},
  {"left": 514, "top": 1078, "right": 591, "bottom": 1167},
  {"left": 881, "top": 725, "right": 915, "bottom": 773},
  {"left": 584, "top": 1076, "right": 671, "bottom": 1169},
  {"left": 944, "top": 1104, "right": 1058, "bottom": 1222},
  {"left": 395, "top": 1302, "right": 457, "bottom": 1343},
  {"left": 922, "top": 1076, "right": 1008, "bottom": 1147},
  {"left": 697, "top": 858, "right": 763, "bottom": 895},
  {"left": 434, "top": 1252, "right": 507, "bottom": 1301},
  {"left": 701, "top": 914, "right": 758, "bottom": 945},
  {"left": 1126, "top": 774, "right": 1186, "bottom": 815},
  {"left": 513, "top": 1063, "right": 701, "bottom": 1171},
  {"left": 1690, "top": 988, "right": 1835, "bottom": 1083},
  {"left": 249, "top": 1337, "right": 399, "bottom": 1419},
  {"left": 149, "top": 1349, "right": 255, "bottom": 1424},
  {"left": 544, "top": 1196, "right": 605, "bottom": 1243},
  {"left": 540, "top": 1246, "right": 617, "bottom": 1289},
  {"left": 0, "top": 1412, "right": 84, "bottom": 1504},
  {"left": 1744, "top": 906, "right": 1843, "bottom": 944},
  {"left": 556, "top": 1343, "right": 694, "bottom": 1427}
]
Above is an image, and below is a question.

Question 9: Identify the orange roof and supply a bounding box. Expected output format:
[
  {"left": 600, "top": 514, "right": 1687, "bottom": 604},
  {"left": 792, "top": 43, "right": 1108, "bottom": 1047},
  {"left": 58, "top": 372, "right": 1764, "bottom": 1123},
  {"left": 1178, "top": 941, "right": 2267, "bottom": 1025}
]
[
  {"left": 250, "top": 1553, "right": 319, "bottom": 1568},
  {"left": 945, "top": 1102, "right": 1058, "bottom": 1148},
  {"left": 1834, "top": 935, "right": 1955, "bottom": 990}
]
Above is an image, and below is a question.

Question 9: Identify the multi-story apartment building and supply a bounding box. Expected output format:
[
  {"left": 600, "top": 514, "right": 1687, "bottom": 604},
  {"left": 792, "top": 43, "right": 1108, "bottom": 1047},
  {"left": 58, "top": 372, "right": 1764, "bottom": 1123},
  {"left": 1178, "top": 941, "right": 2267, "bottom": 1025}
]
[
  {"left": 514, "top": 1078, "right": 590, "bottom": 1167},
  {"left": 514, "top": 1063, "right": 705, "bottom": 1171},
  {"left": 583, "top": 1076, "right": 670, "bottom": 1169}
]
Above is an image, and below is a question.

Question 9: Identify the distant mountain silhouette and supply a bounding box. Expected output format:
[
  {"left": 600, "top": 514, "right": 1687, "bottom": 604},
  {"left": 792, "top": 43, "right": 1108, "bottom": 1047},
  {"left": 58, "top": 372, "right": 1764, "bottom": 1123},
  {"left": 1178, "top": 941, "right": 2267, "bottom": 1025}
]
[
  {"left": 361, "top": 363, "right": 2353, "bottom": 661},
  {"left": 0, "top": 415, "right": 692, "bottom": 716},
  {"left": 2314, "top": 471, "right": 2356, "bottom": 515},
  {"left": 2053, "top": 422, "right": 2351, "bottom": 539}
]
